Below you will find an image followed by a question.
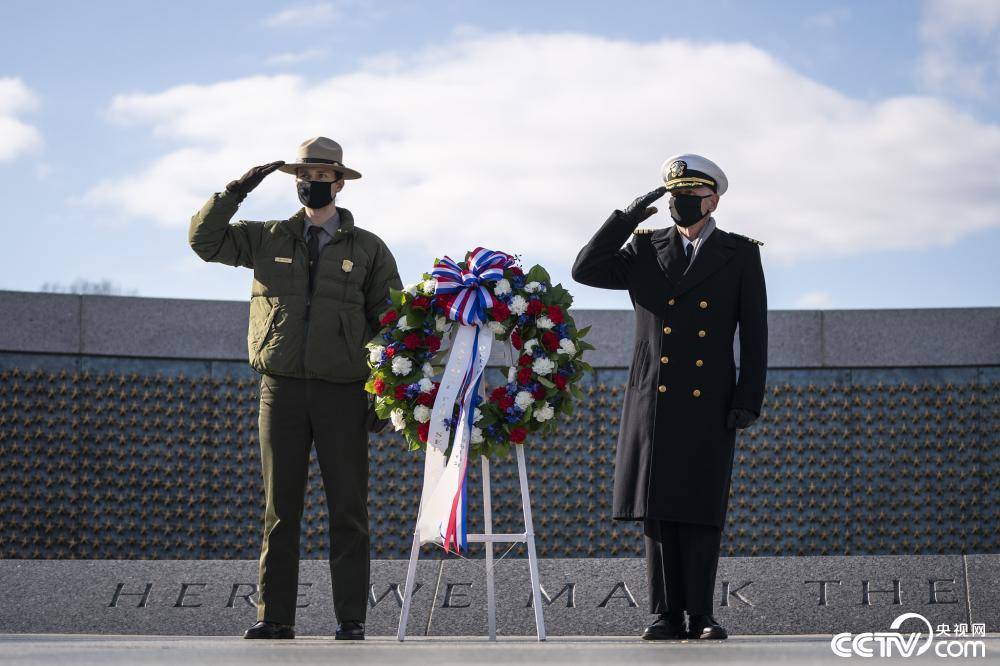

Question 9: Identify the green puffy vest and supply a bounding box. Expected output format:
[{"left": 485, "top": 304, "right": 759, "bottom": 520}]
[{"left": 188, "top": 190, "right": 402, "bottom": 382}]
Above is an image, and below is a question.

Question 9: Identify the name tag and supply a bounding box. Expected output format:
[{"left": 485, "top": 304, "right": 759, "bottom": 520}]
[{"left": 274, "top": 257, "right": 292, "bottom": 264}]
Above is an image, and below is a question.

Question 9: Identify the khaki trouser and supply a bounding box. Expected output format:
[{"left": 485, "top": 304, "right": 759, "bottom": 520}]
[{"left": 256, "top": 373, "right": 370, "bottom": 624}]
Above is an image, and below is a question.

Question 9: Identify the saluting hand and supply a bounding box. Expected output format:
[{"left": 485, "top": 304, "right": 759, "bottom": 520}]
[
  {"left": 622, "top": 186, "right": 667, "bottom": 225},
  {"left": 726, "top": 408, "right": 757, "bottom": 430},
  {"left": 225, "top": 161, "right": 286, "bottom": 196}
]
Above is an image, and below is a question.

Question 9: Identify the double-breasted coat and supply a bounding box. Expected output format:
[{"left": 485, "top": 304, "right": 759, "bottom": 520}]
[{"left": 572, "top": 209, "right": 767, "bottom": 528}]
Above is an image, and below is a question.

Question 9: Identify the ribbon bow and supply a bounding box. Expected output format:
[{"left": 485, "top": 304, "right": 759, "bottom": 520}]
[{"left": 431, "top": 247, "right": 514, "bottom": 326}]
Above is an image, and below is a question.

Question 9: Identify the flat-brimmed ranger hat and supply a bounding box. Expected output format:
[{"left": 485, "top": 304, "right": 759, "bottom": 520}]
[{"left": 278, "top": 136, "right": 362, "bottom": 180}]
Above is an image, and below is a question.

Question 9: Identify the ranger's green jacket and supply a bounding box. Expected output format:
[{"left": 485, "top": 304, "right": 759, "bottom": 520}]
[{"left": 188, "top": 189, "right": 402, "bottom": 383}]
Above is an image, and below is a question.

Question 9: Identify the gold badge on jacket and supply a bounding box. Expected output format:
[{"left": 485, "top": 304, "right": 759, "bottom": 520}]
[{"left": 342, "top": 259, "right": 354, "bottom": 273}]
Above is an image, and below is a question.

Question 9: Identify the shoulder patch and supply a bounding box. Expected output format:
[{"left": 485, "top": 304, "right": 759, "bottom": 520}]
[
  {"left": 632, "top": 228, "right": 657, "bottom": 236},
  {"left": 730, "top": 232, "right": 764, "bottom": 246}
]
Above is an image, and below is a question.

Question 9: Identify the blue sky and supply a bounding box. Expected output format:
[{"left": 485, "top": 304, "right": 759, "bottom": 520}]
[{"left": 1, "top": 0, "right": 997, "bottom": 309}]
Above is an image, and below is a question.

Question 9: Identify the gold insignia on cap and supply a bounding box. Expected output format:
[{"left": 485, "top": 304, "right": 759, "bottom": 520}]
[
  {"left": 342, "top": 259, "right": 354, "bottom": 272},
  {"left": 669, "top": 160, "right": 687, "bottom": 179}
]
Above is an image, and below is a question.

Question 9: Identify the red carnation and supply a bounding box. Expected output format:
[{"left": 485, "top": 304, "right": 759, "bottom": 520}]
[
  {"left": 499, "top": 395, "right": 515, "bottom": 410},
  {"left": 403, "top": 332, "right": 422, "bottom": 349},
  {"left": 554, "top": 375, "right": 568, "bottom": 390},
  {"left": 526, "top": 299, "right": 543, "bottom": 316},
  {"left": 511, "top": 330, "right": 523, "bottom": 349},
  {"left": 508, "top": 427, "right": 527, "bottom": 443},
  {"left": 394, "top": 384, "right": 408, "bottom": 400},
  {"left": 417, "top": 422, "right": 430, "bottom": 442},
  {"left": 373, "top": 378, "right": 386, "bottom": 395},
  {"left": 532, "top": 386, "right": 546, "bottom": 400},
  {"left": 380, "top": 310, "right": 398, "bottom": 326},
  {"left": 434, "top": 294, "right": 451, "bottom": 308},
  {"left": 509, "top": 266, "right": 523, "bottom": 277},
  {"left": 490, "top": 301, "right": 510, "bottom": 322},
  {"left": 547, "top": 306, "right": 564, "bottom": 324},
  {"left": 385, "top": 346, "right": 396, "bottom": 358},
  {"left": 542, "top": 331, "right": 559, "bottom": 351},
  {"left": 416, "top": 392, "right": 434, "bottom": 406},
  {"left": 518, "top": 354, "right": 533, "bottom": 367},
  {"left": 426, "top": 335, "right": 441, "bottom": 352},
  {"left": 490, "top": 386, "right": 507, "bottom": 403},
  {"left": 517, "top": 367, "right": 533, "bottom": 384},
  {"left": 412, "top": 296, "right": 431, "bottom": 310}
]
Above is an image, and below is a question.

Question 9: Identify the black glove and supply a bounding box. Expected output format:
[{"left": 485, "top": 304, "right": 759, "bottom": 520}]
[
  {"left": 726, "top": 408, "right": 757, "bottom": 430},
  {"left": 366, "top": 398, "right": 390, "bottom": 434},
  {"left": 225, "top": 161, "right": 285, "bottom": 196},
  {"left": 622, "top": 186, "right": 667, "bottom": 224}
]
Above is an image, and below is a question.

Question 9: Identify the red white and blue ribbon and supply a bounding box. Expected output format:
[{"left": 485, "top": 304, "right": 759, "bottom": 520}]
[
  {"left": 432, "top": 247, "right": 513, "bottom": 326},
  {"left": 415, "top": 248, "right": 511, "bottom": 553}
]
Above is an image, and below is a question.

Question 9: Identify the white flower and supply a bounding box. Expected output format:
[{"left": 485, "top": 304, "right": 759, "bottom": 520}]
[
  {"left": 471, "top": 426, "right": 484, "bottom": 444},
  {"left": 422, "top": 362, "right": 434, "bottom": 377},
  {"left": 421, "top": 279, "right": 438, "bottom": 295},
  {"left": 397, "top": 315, "right": 413, "bottom": 332},
  {"left": 413, "top": 405, "right": 431, "bottom": 423},
  {"left": 510, "top": 295, "right": 528, "bottom": 316},
  {"left": 390, "top": 409, "right": 406, "bottom": 431},
  {"left": 523, "top": 338, "right": 539, "bottom": 355},
  {"left": 493, "top": 278, "right": 511, "bottom": 296},
  {"left": 536, "top": 316, "right": 554, "bottom": 329},
  {"left": 532, "top": 357, "right": 555, "bottom": 376},
  {"left": 368, "top": 346, "right": 385, "bottom": 364},
  {"left": 514, "top": 390, "right": 534, "bottom": 410},
  {"left": 419, "top": 378, "right": 434, "bottom": 393},
  {"left": 507, "top": 366, "right": 517, "bottom": 383},
  {"left": 474, "top": 407, "right": 483, "bottom": 423},
  {"left": 435, "top": 315, "right": 449, "bottom": 332},
  {"left": 488, "top": 320, "right": 506, "bottom": 336},
  {"left": 524, "top": 281, "right": 541, "bottom": 293},
  {"left": 404, "top": 282, "right": 420, "bottom": 295},
  {"left": 391, "top": 356, "right": 413, "bottom": 376},
  {"left": 558, "top": 339, "right": 577, "bottom": 356},
  {"left": 534, "top": 402, "right": 555, "bottom": 422}
]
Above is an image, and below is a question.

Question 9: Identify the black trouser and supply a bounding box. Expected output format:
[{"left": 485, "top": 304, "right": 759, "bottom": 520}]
[
  {"left": 644, "top": 519, "right": 723, "bottom": 615},
  {"left": 256, "top": 373, "right": 370, "bottom": 625}
]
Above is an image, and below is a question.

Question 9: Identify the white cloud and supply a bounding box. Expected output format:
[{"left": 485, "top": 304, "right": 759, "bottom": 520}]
[
  {"left": 794, "top": 291, "right": 833, "bottom": 308},
  {"left": 264, "top": 48, "right": 328, "bottom": 66},
  {"left": 262, "top": 2, "right": 340, "bottom": 28},
  {"left": 918, "top": 0, "right": 1000, "bottom": 98},
  {"left": 0, "top": 77, "right": 42, "bottom": 161},
  {"left": 81, "top": 32, "right": 1000, "bottom": 269}
]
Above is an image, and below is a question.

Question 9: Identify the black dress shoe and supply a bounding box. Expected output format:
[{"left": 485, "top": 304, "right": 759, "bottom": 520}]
[
  {"left": 641, "top": 611, "right": 686, "bottom": 640},
  {"left": 243, "top": 620, "right": 295, "bottom": 639},
  {"left": 335, "top": 621, "right": 365, "bottom": 640},
  {"left": 687, "top": 614, "right": 727, "bottom": 639}
]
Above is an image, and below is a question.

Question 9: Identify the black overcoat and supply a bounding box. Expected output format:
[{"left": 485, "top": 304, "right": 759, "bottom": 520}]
[{"left": 572, "top": 210, "right": 767, "bottom": 528}]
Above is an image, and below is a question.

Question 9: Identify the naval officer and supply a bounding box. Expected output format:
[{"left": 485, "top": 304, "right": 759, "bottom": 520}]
[{"left": 571, "top": 154, "right": 767, "bottom": 640}]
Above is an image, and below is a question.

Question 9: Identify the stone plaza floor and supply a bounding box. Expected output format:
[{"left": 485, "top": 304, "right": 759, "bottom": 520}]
[{"left": 1, "top": 634, "right": 999, "bottom": 665}]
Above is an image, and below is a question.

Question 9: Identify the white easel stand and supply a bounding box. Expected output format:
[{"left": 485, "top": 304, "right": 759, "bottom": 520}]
[{"left": 397, "top": 443, "right": 546, "bottom": 641}]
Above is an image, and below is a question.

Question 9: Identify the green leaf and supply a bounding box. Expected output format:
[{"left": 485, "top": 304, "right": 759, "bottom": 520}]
[
  {"left": 576, "top": 325, "right": 591, "bottom": 338},
  {"left": 536, "top": 376, "right": 555, "bottom": 389}
]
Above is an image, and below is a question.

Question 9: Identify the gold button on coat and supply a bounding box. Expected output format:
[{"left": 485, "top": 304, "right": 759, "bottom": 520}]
[
  {"left": 698, "top": 329, "right": 706, "bottom": 337},
  {"left": 660, "top": 356, "right": 669, "bottom": 364},
  {"left": 695, "top": 359, "right": 704, "bottom": 367},
  {"left": 699, "top": 300, "right": 708, "bottom": 309},
  {"left": 663, "top": 326, "right": 672, "bottom": 334},
  {"left": 668, "top": 298, "right": 675, "bottom": 306},
  {"left": 692, "top": 389, "right": 701, "bottom": 397},
  {"left": 658, "top": 385, "right": 667, "bottom": 393}
]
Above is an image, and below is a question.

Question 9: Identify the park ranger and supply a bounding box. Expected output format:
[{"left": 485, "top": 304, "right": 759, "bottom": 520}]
[
  {"left": 188, "top": 136, "right": 401, "bottom": 640},
  {"left": 572, "top": 154, "right": 767, "bottom": 641}
]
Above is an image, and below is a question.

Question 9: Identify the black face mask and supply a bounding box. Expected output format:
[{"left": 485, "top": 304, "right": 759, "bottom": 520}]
[
  {"left": 670, "top": 193, "right": 711, "bottom": 227},
  {"left": 297, "top": 180, "right": 335, "bottom": 209}
]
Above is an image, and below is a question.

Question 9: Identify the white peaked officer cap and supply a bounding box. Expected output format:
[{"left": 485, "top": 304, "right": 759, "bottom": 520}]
[{"left": 660, "top": 154, "right": 728, "bottom": 196}]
